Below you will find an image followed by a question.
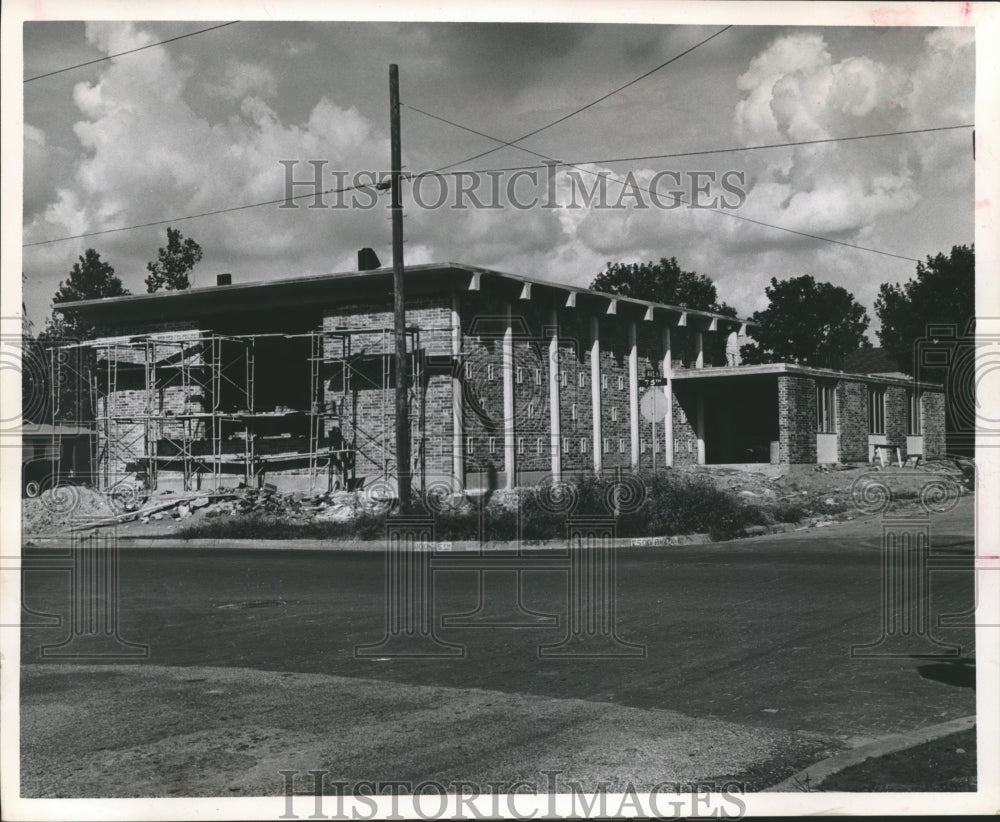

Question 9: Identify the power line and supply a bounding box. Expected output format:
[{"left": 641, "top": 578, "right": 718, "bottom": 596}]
[
  {"left": 24, "top": 21, "right": 240, "bottom": 82},
  {"left": 404, "top": 105, "right": 559, "bottom": 172},
  {"left": 409, "top": 25, "right": 732, "bottom": 175},
  {"left": 22, "top": 181, "right": 384, "bottom": 247},
  {"left": 405, "top": 104, "right": 926, "bottom": 263},
  {"left": 23, "top": 120, "right": 964, "bottom": 253},
  {"left": 434, "top": 124, "right": 972, "bottom": 175},
  {"left": 23, "top": 118, "right": 966, "bottom": 253}
]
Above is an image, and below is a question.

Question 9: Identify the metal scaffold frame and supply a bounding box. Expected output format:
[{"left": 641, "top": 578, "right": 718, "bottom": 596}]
[
  {"left": 312, "top": 325, "right": 423, "bottom": 491},
  {"left": 58, "top": 326, "right": 424, "bottom": 494}
]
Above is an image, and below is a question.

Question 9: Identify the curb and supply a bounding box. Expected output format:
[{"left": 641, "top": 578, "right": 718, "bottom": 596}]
[
  {"left": 24, "top": 533, "right": 715, "bottom": 552},
  {"left": 20, "top": 511, "right": 881, "bottom": 551},
  {"left": 764, "top": 714, "right": 976, "bottom": 792}
]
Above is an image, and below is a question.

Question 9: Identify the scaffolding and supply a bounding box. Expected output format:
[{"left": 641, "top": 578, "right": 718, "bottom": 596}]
[
  {"left": 61, "top": 327, "right": 424, "bottom": 493},
  {"left": 314, "top": 326, "right": 424, "bottom": 490}
]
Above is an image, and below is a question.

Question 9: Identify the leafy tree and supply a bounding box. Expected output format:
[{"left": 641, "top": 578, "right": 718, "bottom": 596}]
[
  {"left": 741, "top": 275, "right": 870, "bottom": 368},
  {"left": 52, "top": 248, "right": 129, "bottom": 303},
  {"left": 22, "top": 296, "right": 48, "bottom": 425},
  {"left": 44, "top": 248, "right": 129, "bottom": 340},
  {"left": 591, "top": 257, "right": 736, "bottom": 315},
  {"left": 145, "top": 227, "right": 203, "bottom": 292},
  {"left": 591, "top": 257, "right": 738, "bottom": 365},
  {"left": 875, "top": 245, "right": 974, "bottom": 376},
  {"left": 38, "top": 249, "right": 128, "bottom": 423}
]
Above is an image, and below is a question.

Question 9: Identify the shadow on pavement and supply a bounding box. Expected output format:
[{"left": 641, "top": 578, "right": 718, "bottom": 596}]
[{"left": 916, "top": 657, "right": 975, "bottom": 689}]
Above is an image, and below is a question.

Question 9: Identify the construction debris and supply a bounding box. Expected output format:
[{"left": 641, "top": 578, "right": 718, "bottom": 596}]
[{"left": 21, "top": 458, "right": 972, "bottom": 539}]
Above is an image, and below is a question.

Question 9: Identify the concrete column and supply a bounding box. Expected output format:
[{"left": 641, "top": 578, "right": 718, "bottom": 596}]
[
  {"left": 503, "top": 303, "right": 515, "bottom": 490},
  {"left": 628, "top": 321, "right": 639, "bottom": 469},
  {"left": 451, "top": 293, "right": 463, "bottom": 487},
  {"left": 590, "top": 316, "right": 602, "bottom": 474},
  {"left": 694, "top": 331, "right": 704, "bottom": 369},
  {"left": 548, "top": 309, "right": 561, "bottom": 482},
  {"left": 661, "top": 327, "right": 673, "bottom": 468},
  {"left": 696, "top": 393, "right": 706, "bottom": 465}
]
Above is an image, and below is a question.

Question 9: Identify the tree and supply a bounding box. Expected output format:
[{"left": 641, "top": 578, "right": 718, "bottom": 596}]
[
  {"left": 875, "top": 245, "right": 974, "bottom": 376},
  {"left": 38, "top": 249, "right": 129, "bottom": 423},
  {"left": 44, "top": 248, "right": 129, "bottom": 341},
  {"left": 22, "top": 296, "right": 48, "bottom": 425},
  {"left": 592, "top": 257, "right": 738, "bottom": 365},
  {"left": 145, "top": 227, "right": 203, "bottom": 292},
  {"left": 591, "top": 257, "right": 736, "bottom": 315},
  {"left": 741, "top": 275, "right": 870, "bottom": 368}
]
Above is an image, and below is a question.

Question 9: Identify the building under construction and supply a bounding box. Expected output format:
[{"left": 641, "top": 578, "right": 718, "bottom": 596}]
[{"left": 54, "top": 256, "right": 947, "bottom": 496}]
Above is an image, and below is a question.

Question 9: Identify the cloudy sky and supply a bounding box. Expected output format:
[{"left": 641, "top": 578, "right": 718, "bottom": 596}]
[{"left": 18, "top": 10, "right": 977, "bottom": 336}]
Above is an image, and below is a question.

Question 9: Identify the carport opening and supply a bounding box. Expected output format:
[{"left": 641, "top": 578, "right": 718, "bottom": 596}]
[{"left": 702, "top": 377, "right": 779, "bottom": 464}]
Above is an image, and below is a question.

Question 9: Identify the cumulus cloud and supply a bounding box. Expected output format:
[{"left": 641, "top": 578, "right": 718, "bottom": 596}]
[
  {"left": 726, "top": 26, "right": 971, "bottom": 284},
  {"left": 280, "top": 38, "right": 315, "bottom": 57},
  {"left": 23, "top": 21, "right": 392, "bottom": 305},
  {"left": 20, "top": 22, "right": 974, "bottom": 331},
  {"left": 409, "top": 26, "right": 971, "bottom": 313},
  {"left": 208, "top": 60, "right": 279, "bottom": 101},
  {"left": 23, "top": 124, "right": 75, "bottom": 221},
  {"left": 735, "top": 34, "right": 832, "bottom": 141}
]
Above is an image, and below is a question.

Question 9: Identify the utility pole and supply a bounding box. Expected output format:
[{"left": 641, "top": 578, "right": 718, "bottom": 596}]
[{"left": 389, "top": 64, "right": 411, "bottom": 508}]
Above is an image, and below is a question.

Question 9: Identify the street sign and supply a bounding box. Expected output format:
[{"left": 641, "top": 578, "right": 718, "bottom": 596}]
[
  {"left": 640, "top": 388, "right": 671, "bottom": 422},
  {"left": 638, "top": 377, "right": 669, "bottom": 387}
]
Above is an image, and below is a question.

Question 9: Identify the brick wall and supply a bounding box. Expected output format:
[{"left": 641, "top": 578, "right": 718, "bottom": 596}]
[
  {"left": 459, "top": 291, "right": 511, "bottom": 480},
  {"left": 458, "top": 292, "right": 716, "bottom": 481},
  {"left": 885, "top": 385, "right": 908, "bottom": 458},
  {"left": 778, "top": 374, "right": 934, "bottom": 466},
  {"left": 510, "top": 305, "right": 552, "bottom": 477},
  {"left": 322, "top": 298, "right": 453, "bottom": 486},
  {"left": 595, "top": 316, "right": 630, "bottom": 470},
  {"left": 91, "top": 324, "right": 204, "bottom": 486},
  {"left": 671, "top": 389, "right": 699, "bottom": 466},
  {"left": 93, "top": 319, "right": 203, "bottom": 339},
  {"left": 554, "top": 308, "right": 592, "bottom": 474},
  {"left": 922, "top": 389, "right": 946, "bottom": 458},
  {"left": 837, "top": 380, "right": 868, "bottom": 463},
  {"left": 778, "top": 375, "right": 816, "bottom": 464}
]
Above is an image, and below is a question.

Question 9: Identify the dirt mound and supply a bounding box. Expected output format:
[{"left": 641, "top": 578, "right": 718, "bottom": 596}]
[
  {"left": 684, "top": 460, "right": 969, "bottom": 524},
  {"left": 21, "top": 486, "right": 117, "bottom": 535}
]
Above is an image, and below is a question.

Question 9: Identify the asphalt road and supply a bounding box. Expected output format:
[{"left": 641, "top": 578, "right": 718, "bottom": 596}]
[{"left": 18, "top": 499, "right": 977, "bottom": 795}]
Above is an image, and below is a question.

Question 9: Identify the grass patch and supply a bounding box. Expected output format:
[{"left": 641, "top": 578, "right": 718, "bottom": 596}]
[
  {"left": 819, "top": 728, "right": 976, "bottom": 792},
  {"left": 177, "top": 512, "right": 386, "bottom": 541},
  {"left": 770, "top": 502, "right": 809, "bottom": 523}
]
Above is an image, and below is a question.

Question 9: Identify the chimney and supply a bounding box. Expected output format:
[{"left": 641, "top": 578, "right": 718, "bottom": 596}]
[
  {"left": 357, "top": 248, "right": 381, "bottom": 271},
  {"left": 217, "top": 273, "right": 232, "bottom": 286}
]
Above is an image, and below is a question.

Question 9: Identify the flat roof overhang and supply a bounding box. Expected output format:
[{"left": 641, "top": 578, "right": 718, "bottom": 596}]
[
  {"left": 21, "top": 423, "right": 95, "bottom": 437},
  {"left": 670, "top": 362, "right": 942, "bottom": 391},
  {"left": 54, "top": 262, "right": 753, "bottom": 331}
]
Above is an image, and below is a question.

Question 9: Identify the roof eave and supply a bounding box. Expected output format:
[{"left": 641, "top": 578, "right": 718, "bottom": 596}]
[{"left": 55, "top": 261, "right": 755, "bottom": 327}]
